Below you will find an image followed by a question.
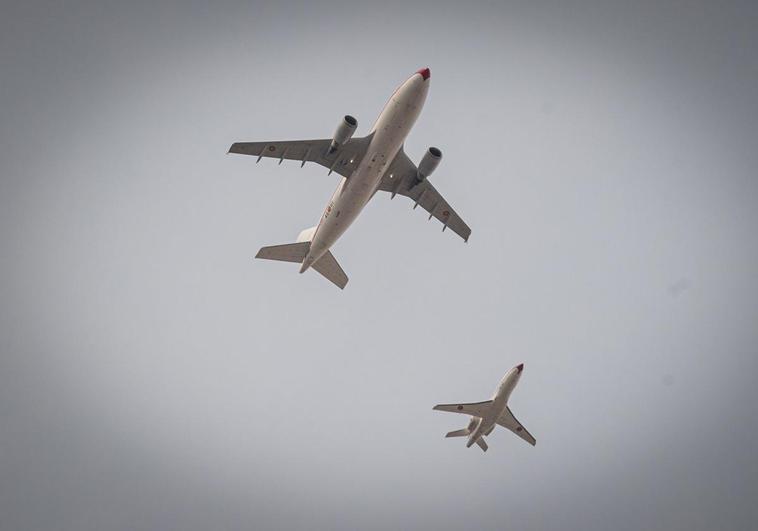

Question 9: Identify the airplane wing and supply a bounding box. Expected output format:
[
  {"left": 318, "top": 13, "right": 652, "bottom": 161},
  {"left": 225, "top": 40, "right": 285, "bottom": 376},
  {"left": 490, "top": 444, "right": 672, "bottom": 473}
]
[
  {"left": 378, "top": 148, "right": 472, "bottom": 242},
  {"left": 433, "top": 400, "right": 493, "bottom": 418},
  {"left": 228, "top": 136, "right": 372, "bottom": 179},
  {"left": 497, "top": 406, "right": 536, "bottom": 446}
]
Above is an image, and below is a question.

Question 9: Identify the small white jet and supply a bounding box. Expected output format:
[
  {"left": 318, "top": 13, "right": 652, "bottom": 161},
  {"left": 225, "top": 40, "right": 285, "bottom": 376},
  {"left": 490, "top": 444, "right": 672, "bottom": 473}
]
[
  {"left": 433, "top": 364, "right": 536, "bottom": 452},
  {"left": 228, "top": 68, "right": 470, "bottom": 289}
]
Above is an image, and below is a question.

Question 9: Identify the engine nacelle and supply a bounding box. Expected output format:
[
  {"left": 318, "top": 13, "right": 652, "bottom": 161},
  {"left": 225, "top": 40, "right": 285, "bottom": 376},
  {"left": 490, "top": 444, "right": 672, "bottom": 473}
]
[
  {"left": 329, "top": 115, "right": 357, "bottom": 153},
  {"left": 417, "top": 147, "right": 442, "bottom": 180}
]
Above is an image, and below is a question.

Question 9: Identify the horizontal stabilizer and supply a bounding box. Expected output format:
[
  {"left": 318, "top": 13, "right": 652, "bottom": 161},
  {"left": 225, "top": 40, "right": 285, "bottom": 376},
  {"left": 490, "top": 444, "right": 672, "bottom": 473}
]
[
  {"left": 445, "top": 429, "right": 470, "bottom": 438},
  {"left": 312, "top": 250, "right": 349, "bottom": 289},
  {"left": 475, "top": 437, "right": 488, "bottom": 452},
  {"left": 255, "top": 242, "right": 310, "bottom": 263}
]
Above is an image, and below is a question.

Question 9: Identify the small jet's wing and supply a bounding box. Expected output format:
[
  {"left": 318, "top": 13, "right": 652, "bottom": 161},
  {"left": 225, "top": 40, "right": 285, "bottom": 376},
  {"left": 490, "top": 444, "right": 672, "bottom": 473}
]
[
  {"left": 378, "top": 148, "right": 471, "bottom": 242},
  {"left": 228, "top": 136, "right": 372, "bottom": 179},
  {"left": 497, "top": 406, "right": 536, "bottom": 446},
  {"left": 433, "top": 400, "right": 493, "bottom": 418}
]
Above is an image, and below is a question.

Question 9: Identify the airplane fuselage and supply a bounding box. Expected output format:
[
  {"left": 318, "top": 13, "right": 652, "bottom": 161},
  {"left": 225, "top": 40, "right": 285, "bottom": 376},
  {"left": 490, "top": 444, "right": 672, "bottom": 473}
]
[
  {"left": 300, "top": 70, "right": 430, "bottom": 271},
  {"left": 466, "top": 365, "right": 524, "bottom": 448}
]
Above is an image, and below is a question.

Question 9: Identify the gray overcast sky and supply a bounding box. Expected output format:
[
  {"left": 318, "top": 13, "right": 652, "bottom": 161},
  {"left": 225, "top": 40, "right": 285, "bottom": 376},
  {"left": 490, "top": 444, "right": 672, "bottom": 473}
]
[{"left": 1, "top": 1, "right": 757, "bottom": 530}]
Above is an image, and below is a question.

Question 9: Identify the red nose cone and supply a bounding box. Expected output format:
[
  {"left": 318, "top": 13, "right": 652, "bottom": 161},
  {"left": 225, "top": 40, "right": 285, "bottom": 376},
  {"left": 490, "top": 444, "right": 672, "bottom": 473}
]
[
  {"left": 516, "top": 363, "right": 524, "bottom": 373},
  {"left": 417, "top": 67, "right": 431, "bottom": 80}
]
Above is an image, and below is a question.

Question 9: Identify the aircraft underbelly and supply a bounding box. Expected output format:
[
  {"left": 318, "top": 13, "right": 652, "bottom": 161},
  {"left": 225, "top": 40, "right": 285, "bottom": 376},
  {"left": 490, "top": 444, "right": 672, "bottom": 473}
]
[
  {"left": 307, "top": 73, "right": 427, "bottom": 262},
  {"left": 311, "top": 118, "right": 412, "bottom": 255}
]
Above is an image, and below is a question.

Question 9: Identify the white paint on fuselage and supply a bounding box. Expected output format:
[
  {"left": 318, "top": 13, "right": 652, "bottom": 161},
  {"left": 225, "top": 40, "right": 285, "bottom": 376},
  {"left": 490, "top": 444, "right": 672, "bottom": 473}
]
[
  {"left": 466, "top": 365, "right": 524, "bottom": 448},
  {"left": 300, "top": 72, "right": 430, "bottom": 272}
]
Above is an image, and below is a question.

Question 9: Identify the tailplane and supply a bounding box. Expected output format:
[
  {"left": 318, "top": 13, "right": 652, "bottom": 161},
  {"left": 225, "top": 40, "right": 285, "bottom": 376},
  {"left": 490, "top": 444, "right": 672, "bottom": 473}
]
[
  {"left": 312, "top": 251, "right": 349, "bottom": 289},
  {"left": 475, "top": 437, "right": 489, "bottom": 452},
  {"left": 255, "top": 227, "right": 349, "bottom": 289},
  {"left": 255, "top": 242, "right": 310, "bottom": 263},
  {"left": 445, "top": 429, "right": 471, "bottom": 438}
]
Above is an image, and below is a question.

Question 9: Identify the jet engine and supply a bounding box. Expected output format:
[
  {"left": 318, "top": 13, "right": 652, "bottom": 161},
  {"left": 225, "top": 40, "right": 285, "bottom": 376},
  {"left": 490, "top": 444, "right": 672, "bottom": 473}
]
[
  {"left": 417, "top": 147, "right": 442, "bottom": 180},
  {"left": 329, "top": 115, "right": 357, "bottom": 153}
]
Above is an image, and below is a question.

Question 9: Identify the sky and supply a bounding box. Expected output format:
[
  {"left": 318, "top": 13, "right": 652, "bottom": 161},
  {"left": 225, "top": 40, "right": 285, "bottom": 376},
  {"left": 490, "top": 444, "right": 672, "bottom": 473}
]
[{"left": 1, "top": 1, "right": 757, "bottom": 530}]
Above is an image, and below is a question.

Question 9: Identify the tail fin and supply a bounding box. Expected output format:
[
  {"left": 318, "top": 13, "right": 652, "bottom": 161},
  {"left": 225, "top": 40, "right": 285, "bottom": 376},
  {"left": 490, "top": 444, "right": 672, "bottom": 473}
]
[
  {"left": 296, "top": 226, "right": 317, "bottom": 243},
  {"left": 255, "top": 242, "right": 310, "bottom": 263},
  {"left": 445, "top": 429, "right": 471, "bottom": 438},
  {"left": 312, "top": 251, "right": 349, "bottom": 289}
]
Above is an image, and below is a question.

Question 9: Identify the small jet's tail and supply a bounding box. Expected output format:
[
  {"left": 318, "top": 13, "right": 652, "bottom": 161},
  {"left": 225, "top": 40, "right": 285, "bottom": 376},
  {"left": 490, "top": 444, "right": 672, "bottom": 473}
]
[
  {"left": 475, "top": 437, "right": 488, "bottom": 452},
  {"left": 255, "top": 228, "right": 348, "bottom": 289},
  {"left": 445, "top": 429, "right": 471, "bottom": 438},
  {"left": 446, "top": 427, "right": 487, "bottom": 451}
]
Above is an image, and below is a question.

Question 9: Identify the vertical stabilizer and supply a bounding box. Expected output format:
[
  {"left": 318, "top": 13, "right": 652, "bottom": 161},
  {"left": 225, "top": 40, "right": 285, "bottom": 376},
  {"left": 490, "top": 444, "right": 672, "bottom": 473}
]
[{"left": 297, "top": 226, "right": 318, "bottom": 243}]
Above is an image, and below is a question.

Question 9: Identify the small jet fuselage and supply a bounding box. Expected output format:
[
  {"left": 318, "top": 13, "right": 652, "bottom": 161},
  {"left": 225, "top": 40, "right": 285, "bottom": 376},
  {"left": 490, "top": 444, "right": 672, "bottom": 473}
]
[
  {"left": 465, "top": 364, "right": 524, "bottom": 448},
  {"left": 433, "top": 363, "right": 535, "bottom": 452}
]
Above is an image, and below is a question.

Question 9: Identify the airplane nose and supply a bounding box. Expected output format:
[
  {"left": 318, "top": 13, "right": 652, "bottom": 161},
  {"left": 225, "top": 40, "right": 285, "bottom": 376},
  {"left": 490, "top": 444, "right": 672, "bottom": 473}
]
[
  {"left": 516, "top": 363, "right": 524, "bottom": 373},
  {"left": 417, "top": 67, "right": 430, "bottom": 81}
]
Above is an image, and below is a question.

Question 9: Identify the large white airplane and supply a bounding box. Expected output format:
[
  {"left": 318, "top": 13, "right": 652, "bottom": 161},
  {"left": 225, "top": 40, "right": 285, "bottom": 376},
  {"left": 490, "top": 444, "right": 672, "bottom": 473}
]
[
  {"left": 228, "top": 68, "right": 470, "bottom": 289},
  {"left": 433, "top": 364, "right": 536, "bottom": 452}
]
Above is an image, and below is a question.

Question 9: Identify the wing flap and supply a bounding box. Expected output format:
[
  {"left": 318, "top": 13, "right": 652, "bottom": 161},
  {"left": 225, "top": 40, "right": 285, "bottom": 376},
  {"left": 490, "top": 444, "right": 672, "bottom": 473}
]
[
  {"left": 228, "top": 140, "right": 321, "bottom": 163},
  {"left": 379, "top": 149, "right": 471, "bottom": 242},
  {"left": 228, "top": 136, "right": 372, "bottom": 179},
  {"left": 407, "top": 180, "right": 471, "bottom": 241}
]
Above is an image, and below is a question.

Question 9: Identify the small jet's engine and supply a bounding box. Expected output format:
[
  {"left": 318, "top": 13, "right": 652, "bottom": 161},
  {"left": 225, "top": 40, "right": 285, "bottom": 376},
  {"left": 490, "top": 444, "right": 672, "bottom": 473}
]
[
  {"left": 329, "top": 115, "right": 357, "bottom": 153},
  {"left": 417, "top": 147, "right": 442, "bottom": 181}
]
